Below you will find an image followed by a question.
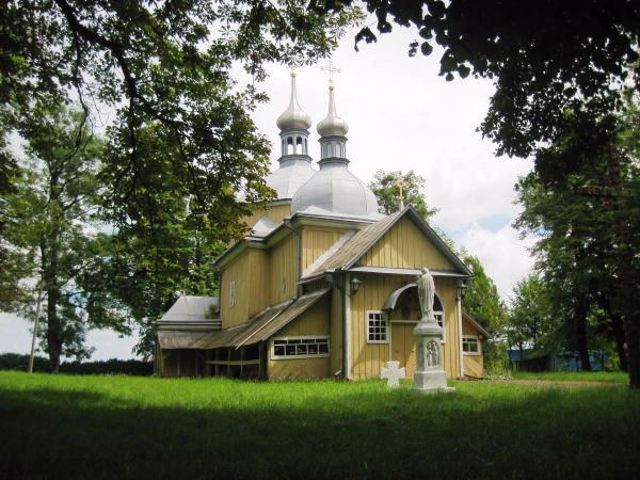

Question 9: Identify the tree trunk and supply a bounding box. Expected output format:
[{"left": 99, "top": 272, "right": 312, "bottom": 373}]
[
  {"left": 611, "top": 312, "right": 628, "bottom": 372},
  {"left": 607, "top": 143, "right": 639, "bottom": 387},
  {"left": 574, "top": 294, "right": 592, "bottom": 371}
]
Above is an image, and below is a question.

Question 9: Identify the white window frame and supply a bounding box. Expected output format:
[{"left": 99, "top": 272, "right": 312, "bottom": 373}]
[
  {"left": 462, "top": 335, "right": 481, "bottom": 355},
  {"left": 270, "top": 336, "right": 330, "bottom": 360},
  {"left": 367, "top": 310, "right": 390, "bottom": 344}
]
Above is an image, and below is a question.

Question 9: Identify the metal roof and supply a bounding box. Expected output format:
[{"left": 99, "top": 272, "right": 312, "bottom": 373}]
[
  {"left": 265, "top": 157, "right": 316, "bottom": 200},
  {"left": 291, "top": 161, "right": 380, "bottom": 217},
  {"left": 157, "top": 289, "right": 329, "bottom": 350},
  {"left": 301, "top": 206, "right": 472, "bottom": 279}
]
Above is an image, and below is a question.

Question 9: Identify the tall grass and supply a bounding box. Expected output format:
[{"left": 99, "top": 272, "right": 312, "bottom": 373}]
[{"left": 0, "top": 372, "right": 638, "bottom": 479}]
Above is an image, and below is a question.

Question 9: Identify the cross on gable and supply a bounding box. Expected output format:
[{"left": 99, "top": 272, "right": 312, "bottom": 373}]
[
  {"left": 380, "top": 360, "right": 406, "bottom": 388},
  {"left": 321, "top": 59, "right": 342, "bottom": 85}
]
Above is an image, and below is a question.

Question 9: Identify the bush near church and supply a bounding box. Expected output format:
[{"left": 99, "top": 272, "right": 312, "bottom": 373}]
[{"left": 0, "top": 353, "right": 152, "bottom": 376}]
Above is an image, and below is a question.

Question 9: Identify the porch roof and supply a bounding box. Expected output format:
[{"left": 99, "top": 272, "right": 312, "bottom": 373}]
[{"left": 158, "top": 289, "right": 330, "bottom": 350}]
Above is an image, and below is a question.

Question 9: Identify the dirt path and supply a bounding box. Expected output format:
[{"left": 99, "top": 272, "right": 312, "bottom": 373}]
[{"left": 488, "top": 379, "right": 622, "bottom": 388}]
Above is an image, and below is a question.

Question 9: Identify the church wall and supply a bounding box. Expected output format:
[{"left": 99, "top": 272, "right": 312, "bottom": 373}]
[
  {"left": 330, "top": 284, "right": 343, "bottom": 376},
  {"left": 270, "top": 234, "right": 298, "bottom": 304},
  {"left": 248, "top": 248, "right": 271, "bottom": 317},
  {"left": 462, "top": 316, "right": 485, "bottom": 378},
  {"left": 349, "top": 274, "right": 461, "bottom": 380},
  {"left": 267, "top": 296, "right": 331, "bottom": 380},
  {"left": 358, "top": 217, "right": 454, "bottom": 271},
  {"left": 243, "top": 202, "right": 291, "bottom": 229},
  {"left": 220, "top": 249, "right": 250, "bottom": 329},
  {"left": 300, "top": 227, "right": 348, "bottom": 271}
]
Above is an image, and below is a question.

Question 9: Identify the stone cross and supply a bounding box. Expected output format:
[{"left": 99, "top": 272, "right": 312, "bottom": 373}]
[{"left": 380, "top": 360, "right": 405, "bottom": 388}]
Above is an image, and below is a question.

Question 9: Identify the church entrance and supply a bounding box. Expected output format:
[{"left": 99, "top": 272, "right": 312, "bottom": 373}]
[{"left": 391, "top": 321, "right": 418, "bottom": 378}]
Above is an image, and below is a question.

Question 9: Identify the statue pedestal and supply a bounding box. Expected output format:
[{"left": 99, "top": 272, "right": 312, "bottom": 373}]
[
  {"left": 414, "top": 369, "right": 454, "bottom": 393},
  {"left": 412, "top": 320, "right": 455, "bottom": 394}
]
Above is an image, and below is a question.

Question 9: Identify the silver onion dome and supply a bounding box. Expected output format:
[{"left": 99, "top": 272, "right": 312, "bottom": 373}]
[
  {"left": 291, "top": 160, "right": 380, "bottom": 217},
  {"left": 266, "top": 157, "right": 316, "bottom": 199},
  {"left": 316, "top": 84, "right": 349, "bottom": 137},
  {"left": 276, "top": 72, "right": 312, "bottom": 131}
]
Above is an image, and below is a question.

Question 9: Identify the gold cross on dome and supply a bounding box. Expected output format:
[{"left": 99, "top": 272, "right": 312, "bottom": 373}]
[{"left": 321, "top": 59, "right": 342, "bottom": 86}]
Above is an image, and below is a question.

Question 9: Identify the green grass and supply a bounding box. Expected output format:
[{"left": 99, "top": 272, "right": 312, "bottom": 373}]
[
  {"left": 0, "top": 372, "right": 638, "bottom": 480},
  {"left": 511, "top": 371, "right": 629, "bottom": 383}
]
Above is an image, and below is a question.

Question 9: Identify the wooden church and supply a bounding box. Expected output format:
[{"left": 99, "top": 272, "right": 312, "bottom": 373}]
[{"left": 156, "top": 74, "right": 489, "bottom": 380}]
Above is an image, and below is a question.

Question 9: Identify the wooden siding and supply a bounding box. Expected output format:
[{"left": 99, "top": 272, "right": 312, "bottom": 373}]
[
  {"left": 269, "top": 234, "right": 298, "bottom": 304},
  {"left": 358, "top": 216, "right": 454, "bottom": 270},
  {"left": 248, "top": 249, "right": 270, "bottom": 317},
  {"left": 220, "top": 249, "right": 250, "bottom": 329},
  {"left": 301, "top": 227, "right": 347, "bottom": 271},
  {"left": 243, "top": 203, "right": 291, "bottom": 229},
  {"left": 349, "top": 275, "right": 462, "bottom": 380},
  {"left": 267, "top": 296, "right": 330, "bottom": 379},
  {"left": 463, "top": 315, "right": 485, "bottom": 378}
]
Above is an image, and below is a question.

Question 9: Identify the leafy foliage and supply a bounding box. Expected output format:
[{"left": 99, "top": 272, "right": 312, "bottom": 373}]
[
  {"left": 462, "top": 255, "right": 507, "bottom": 334},
  {"left": 2, "top": 105, "right": 130, "bottom": 370},
  {"left": 369, "top": 170, "right": 437, "bottom": 219},
  {"left": 1, "top": 0, "right": 362, "bottom": 240},
  {"left": 321, "top": 0, "right": 640, "bottom": 162},
  {"left": 507, "top": 274, "right": 554, "bottom": 352},
  {"left": 514, "top": 99, "right": 640, "bottom": 374}
]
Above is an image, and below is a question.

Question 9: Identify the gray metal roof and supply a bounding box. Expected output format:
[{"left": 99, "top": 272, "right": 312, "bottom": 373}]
[
  {"left": 291, "top": 160, "right": 380, "bottom": 217},
  {"left": 157, "top": 290, "right": 329, "bottom": 350},
  {"left": 301, "top": 206, "right": 472, "bottom": 279},
  {"left": 265, "top": 157, "right": 316, "bottom": 199}
]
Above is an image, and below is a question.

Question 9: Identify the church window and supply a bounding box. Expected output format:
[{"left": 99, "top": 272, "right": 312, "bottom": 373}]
[
  {"left": 462, "top": 336, "right": 480, "bottom": 354},
  {"left": 367, "top": 311, "right": 389, "bottom": 343},
  {"left": 286, "top": 137, "right": 294, "bottom": 155},
  {"left": 228, "top": 280, "right": 237, "bottom": 308},
  {"left": 434, "top": 294, "right": 445, "bottom": 341},
  {"left": 296, "top": 136, "right": 302, "bottom": 154},
  {"left": 271, "top": 337, "right": 330, "bottom": 359}
]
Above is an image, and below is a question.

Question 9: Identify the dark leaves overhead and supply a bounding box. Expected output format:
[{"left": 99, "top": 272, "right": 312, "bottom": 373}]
[{"left": 317, "top": 0, "right": 640, "bottom": 160}]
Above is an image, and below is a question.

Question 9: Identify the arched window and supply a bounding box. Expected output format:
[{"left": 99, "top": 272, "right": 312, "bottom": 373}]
[
  {"left": 286, "top": 137, "right": 294, "bottom": 155},
  {"left": 296, "top": 136, "right": 303, "bottom": 154}
]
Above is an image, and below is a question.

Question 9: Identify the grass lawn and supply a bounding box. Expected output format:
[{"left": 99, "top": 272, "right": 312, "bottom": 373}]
[{"left": 0, "top": 372, "right": 638, "bottom": 480}]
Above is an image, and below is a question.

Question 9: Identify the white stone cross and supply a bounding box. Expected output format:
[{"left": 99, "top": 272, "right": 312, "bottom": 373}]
[{"left": 380, "top": 361, "right": 405, "bottom": 388}]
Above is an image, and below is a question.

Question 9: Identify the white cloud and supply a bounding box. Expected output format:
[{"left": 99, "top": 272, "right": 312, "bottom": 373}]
[{"left": 460, "top": 223, "right": 537, "bottom": 301}]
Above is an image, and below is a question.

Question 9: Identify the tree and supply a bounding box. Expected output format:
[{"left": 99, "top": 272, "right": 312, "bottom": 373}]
[
  {"left": 3, "top": 105, "right": 129, "bottom": 371},
  {"left": 462, "top": 255, "right": 507, "bottom": 334},
  {"left": 1, "top": 0, "right": 361, "bottom": 241},
  {"left": 97, "top": 123, "right": 228, "bottom": 357},
  {"left": 514, "top": 102, "right": 640, "bottom": 374},
  {"left": 369, "top": 170, "right": 437, "bottom": 219},
  {"left": 507, "top": 274, "right": 554, "bottom": 354}
]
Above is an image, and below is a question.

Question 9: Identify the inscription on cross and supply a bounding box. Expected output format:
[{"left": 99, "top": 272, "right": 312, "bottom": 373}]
[{"left": 380, "top": 360, "right": 405, "bottom": 388}]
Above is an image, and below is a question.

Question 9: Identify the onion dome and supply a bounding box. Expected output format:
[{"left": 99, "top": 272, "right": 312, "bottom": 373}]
[
  {"left": 265, "top": 158, "right": 316, "bottom": 199},
  {"left": 316, "top": 84, "right": 349, "bottom": 137},
  {"left": 276, "top": 72, "right": 312, "bottom": 131},
  {"left": 290, "top": 160, "right": 380, "bottom": 217},
  {"left": 291, "top": 80, "right": 379, "bottom": 217}
]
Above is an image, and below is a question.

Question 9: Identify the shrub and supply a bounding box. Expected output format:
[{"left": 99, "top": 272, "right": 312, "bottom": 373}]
[{"left": 0, "top": 353, "right": 153, "bottom": 376}]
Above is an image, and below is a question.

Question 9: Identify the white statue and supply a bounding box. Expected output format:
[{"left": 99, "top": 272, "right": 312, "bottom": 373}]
[
  {"left": 416, "top": 267, "right": 436, "bottom": 323},
  {"left": 413, "top": 267, "right": 453, "bottom": 392}
]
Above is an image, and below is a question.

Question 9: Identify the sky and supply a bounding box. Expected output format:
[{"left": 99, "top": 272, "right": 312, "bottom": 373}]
[{"left": 0, "top": 25, "right": 536, "bottom": 361}]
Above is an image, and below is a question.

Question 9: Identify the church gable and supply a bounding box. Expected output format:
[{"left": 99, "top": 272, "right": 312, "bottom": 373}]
[{"left": 357, "top": 215, "right": 455, "bottom": 271}]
